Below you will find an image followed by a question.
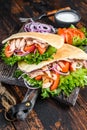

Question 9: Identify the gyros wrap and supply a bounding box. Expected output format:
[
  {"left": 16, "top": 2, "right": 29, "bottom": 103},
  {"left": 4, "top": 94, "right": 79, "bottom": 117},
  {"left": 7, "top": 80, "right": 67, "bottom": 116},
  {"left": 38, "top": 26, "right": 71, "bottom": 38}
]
[
  {"left": 1, "top": 32, "right": 64, "bottom": 66},
  {"left": 17, "top": 44, "right": 87, "bottom": 98}
]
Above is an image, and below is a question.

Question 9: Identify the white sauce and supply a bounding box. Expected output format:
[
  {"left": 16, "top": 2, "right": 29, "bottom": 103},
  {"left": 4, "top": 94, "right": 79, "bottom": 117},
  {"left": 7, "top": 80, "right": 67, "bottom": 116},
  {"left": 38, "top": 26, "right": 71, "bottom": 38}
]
[{"left": 56, "top": 12, "right": 79, "bottom": 22}]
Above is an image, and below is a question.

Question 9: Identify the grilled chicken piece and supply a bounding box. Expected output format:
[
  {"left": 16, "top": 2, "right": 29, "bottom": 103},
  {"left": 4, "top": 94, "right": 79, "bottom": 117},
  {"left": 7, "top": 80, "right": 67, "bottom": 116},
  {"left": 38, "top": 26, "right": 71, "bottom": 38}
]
[
  {"left": 8, "top": 38, "right": 48, "bottom": 53},
  {"left": 29, "top": 69, "right": 44, "bottom": 78},
  {"left": 33, "top": 40, "right": 48, "bottom": 48},
  {"left": 42, "top": 75, "right": 53, "bottom": 88},
  {"left": 42, "top": 66, "right": 52, "bottom": 78},
  {"left": 10, "top": 40, "right": 16, "bottom": 52}
]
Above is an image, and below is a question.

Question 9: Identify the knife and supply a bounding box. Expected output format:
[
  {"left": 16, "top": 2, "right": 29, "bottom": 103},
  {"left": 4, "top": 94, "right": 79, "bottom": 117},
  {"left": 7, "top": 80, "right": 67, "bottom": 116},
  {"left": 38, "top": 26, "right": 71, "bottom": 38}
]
[{"left": 19, "top": 7, "right": 71, "bottom": 22}]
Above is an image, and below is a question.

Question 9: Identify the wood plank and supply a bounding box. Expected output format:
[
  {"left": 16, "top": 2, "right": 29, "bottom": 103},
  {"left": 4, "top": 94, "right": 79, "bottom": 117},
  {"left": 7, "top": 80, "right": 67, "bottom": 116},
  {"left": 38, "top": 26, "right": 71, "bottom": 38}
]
[
  {"left": 0, "top": 0, "right": 87, "bottom": 130},
  {"left": 13, "top": 110, "right": 44, "bottom": 130},
  {"left": 71, "top": 0, "right": 87, "bottom": 27},
  {"left": 0, "top": 124, "right": 16, "bottom": 130}
]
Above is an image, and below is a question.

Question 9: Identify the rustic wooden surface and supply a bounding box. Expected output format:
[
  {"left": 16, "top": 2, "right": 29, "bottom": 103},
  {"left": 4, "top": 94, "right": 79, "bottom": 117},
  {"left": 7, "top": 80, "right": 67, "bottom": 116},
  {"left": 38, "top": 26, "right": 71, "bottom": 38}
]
[{"left": 0, "top": 0, "right": 87, "bottom": 130}]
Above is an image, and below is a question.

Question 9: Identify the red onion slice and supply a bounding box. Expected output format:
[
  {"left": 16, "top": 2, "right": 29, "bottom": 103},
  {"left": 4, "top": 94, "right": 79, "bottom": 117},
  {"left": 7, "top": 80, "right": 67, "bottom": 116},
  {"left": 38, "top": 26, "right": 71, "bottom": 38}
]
[
  {"left": 24, "top": 21, "right": 56, "bottom": 33},
  {"left": 24, "top": 80, "right": 39, "bottom": 90},
  {"left": 14, "top": 51, "right": 30, "bottom": 56}
]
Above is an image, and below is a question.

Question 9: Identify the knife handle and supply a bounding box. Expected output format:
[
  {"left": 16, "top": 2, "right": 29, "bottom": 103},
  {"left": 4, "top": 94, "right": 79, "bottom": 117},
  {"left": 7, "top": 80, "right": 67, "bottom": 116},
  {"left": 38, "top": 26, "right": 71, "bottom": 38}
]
[{"left": 46, "top": 7, "right": 71, "bottom": 16}]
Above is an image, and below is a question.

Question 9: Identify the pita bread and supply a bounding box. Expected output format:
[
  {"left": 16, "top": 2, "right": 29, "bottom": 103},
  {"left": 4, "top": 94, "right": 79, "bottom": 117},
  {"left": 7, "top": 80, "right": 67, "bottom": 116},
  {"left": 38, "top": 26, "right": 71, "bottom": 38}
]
[
  {"left": 18, "top": 44, "right": 87, "bottom": 72},
  {"left": 2, "top": 32, "right": 64, "bottom": 49}
]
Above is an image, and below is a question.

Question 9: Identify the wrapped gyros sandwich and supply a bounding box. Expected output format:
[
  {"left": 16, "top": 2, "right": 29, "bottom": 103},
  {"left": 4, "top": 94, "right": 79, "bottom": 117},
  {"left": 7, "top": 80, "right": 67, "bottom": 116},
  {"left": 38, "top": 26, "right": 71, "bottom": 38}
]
[
  {"left": 1, "top": 32, "right": 64, "bottom": 66},
  {"left": 17, "top": 44, "right": 87, "bottom": 98}
]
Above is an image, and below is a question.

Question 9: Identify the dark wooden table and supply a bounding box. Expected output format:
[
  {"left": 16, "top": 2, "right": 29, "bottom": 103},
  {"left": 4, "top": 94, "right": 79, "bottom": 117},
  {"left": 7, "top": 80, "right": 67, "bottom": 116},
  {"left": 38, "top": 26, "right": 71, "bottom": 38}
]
[{"left": 0, "top": 0, "right": 87, "bottom": 130}]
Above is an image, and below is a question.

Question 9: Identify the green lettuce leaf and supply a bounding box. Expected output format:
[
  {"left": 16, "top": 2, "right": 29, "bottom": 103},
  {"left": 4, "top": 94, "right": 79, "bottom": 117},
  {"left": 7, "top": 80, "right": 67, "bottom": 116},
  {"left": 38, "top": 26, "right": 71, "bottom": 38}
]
[
  {"left": 1, "top": 45, "right": 57, "bottom": 66},
  {"left": 80, "top": 27, "right": 87, "bottom": 37},
  {"left": 14, "top": 68, "right": 87, "bottom": 98},
  {"left": 73, "top": 36, "right": 87, "bottom": 46},
  {"left": 41, "top": 68, "right": 87, "bottom": 98},
  {"left": 58, "top": 68, "right": 87, "bottom": 96},
  {"left": 68, "top": 25, "right": 87, "bottom": 51}
]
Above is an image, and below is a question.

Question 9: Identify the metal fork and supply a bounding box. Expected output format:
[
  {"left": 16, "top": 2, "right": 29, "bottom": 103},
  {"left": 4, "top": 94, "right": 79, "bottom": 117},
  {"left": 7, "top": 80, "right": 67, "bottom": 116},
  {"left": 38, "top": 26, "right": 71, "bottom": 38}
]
[
  {"left": 19, "top": 13, "right": 46, "bottom": 22},
  {"left": 19, "top": 8, "right": 71, "bottom": 23}
]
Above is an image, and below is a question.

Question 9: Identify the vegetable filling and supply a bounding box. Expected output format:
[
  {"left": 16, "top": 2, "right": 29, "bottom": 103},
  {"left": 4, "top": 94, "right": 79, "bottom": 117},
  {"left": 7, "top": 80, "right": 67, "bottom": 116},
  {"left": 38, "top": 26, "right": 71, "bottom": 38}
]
[
  {"left": 1, "top": 38, "right": 57, "bottom": 65},
  {"left": 15, "top": 59, "right": 87, "bottom": 98}
]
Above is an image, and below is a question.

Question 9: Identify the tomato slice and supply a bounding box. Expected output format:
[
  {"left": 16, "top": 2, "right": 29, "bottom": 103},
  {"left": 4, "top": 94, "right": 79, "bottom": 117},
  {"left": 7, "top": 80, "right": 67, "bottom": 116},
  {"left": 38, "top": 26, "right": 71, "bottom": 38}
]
[
  {"left": 65, "top": 31, "right": 73, "bottom": 44},
  {"left": 5, "top": 45, "right": 13, "bottom": 57},
  {"left": 24, "top": 45, "right": 36, "bottom": 52},
  {"left": 58, "top": 28, "right": 66, "bottom": 35},
  {"left": 58, "top": 28, "right": 66, "bottom": 42},
  {"left": 36, "top": 45, "right": 46, "bottom": 55},
  {"left": 70, "top": 64, "right": 74, "bottom": 71},
  {"left": 69, "top": 62, "right": 76, "bottom": 72},
  {"left": 74, "top": 29, "right": 85, "bottom": 39},
  {"left": 58, "top": 28, "right": 73, "bottom": 44},
  {"left": 50, "top": 72, "right": 60, "bottom": 91},
  {"left": 58, "top": 61, "right": 70, "bottom": 73},
  {"left": 58, "top": 27, "right": 85, "bottom": 44},
  {"left": 35, "top": 75, "right": 42, "bottom": 80},
  {"left": 68, "top": 28, "right": 85, "bottom": 39}
]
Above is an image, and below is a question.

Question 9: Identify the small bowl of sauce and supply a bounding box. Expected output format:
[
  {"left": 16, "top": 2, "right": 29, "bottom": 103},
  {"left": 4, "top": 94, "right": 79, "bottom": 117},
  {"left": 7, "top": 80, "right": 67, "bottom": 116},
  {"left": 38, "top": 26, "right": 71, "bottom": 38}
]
[{"left": 54, "top": 9, "right": 81, "bottom": 27}]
